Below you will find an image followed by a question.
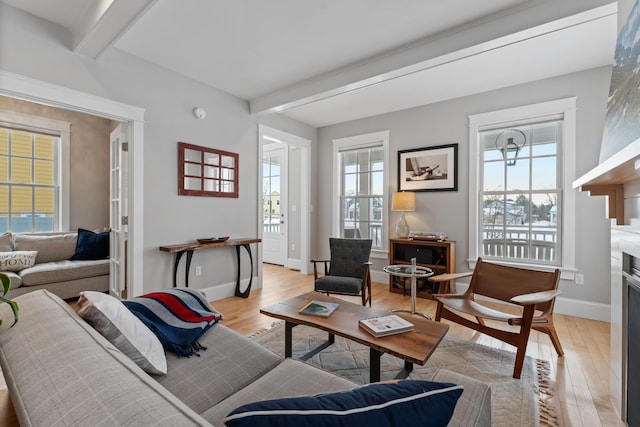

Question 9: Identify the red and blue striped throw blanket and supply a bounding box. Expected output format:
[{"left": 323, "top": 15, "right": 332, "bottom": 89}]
[{"left": 123, "top": 288, "right": 223, "bottom": 357}]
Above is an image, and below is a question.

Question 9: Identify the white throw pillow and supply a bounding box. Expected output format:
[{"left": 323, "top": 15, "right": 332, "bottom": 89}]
[
  {"left": 0, "top": 251, "right": 37, "bottom": 272},
  {"left": 76, "top": 291, "right": 167, "bottom": 375}
]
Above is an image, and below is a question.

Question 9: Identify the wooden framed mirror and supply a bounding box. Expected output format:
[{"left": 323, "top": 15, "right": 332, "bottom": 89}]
[{"left": 178, "top": 142, "right": 239, "bottom": 198}]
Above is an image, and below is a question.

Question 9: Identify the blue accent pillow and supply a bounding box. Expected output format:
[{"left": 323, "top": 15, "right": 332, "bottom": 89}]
[
  {"left": 224, "top": 380, "right": 463, "bottom": 427},
  {"left": 71, "top": 228, "right": 109, "bottom": 260}
]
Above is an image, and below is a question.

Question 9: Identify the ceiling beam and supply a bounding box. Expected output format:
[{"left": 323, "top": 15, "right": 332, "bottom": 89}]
[
  {"left": 249, "top": 0, "right": 616, "bottom": 117},
  {"left": 72, "top": 0, "right": 157, "bottom": 59}
]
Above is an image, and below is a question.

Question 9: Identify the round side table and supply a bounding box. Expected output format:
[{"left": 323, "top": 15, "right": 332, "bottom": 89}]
[{"left": 384, "top": 258, "right": 434, "bottom": 320}]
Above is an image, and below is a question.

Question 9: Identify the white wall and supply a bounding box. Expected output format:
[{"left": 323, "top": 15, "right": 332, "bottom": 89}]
[{"left": 317, "top": 65, "right": 613, "bottom": 309}]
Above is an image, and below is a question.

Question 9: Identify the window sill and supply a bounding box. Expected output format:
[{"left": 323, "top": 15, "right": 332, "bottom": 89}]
[{"left": 371, "top": 249, "right": 389, "bottom": 260}]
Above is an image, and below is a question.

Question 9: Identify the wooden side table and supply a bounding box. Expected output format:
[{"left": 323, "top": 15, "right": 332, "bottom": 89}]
[{"left": 159, "top": 238, "right": 261, "bottom": 298}]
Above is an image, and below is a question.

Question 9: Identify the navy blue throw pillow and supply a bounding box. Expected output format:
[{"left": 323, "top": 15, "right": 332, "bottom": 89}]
[
  {"left": 71, "top": 228, "right": 109, "bottom": 260},
  {"left": 225, "top": 380, "right": 463, "bottom": 427}
]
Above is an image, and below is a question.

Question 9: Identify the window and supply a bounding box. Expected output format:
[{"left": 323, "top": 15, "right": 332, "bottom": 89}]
[
  {"left": 0, "top": 123, "right": 66, "bottom": 233},
  {"left": 468, "top": 98, "right": 576, "bottom": 277},
  {"left": 333, "top": 131, "right": 389, "bottom": 251}
]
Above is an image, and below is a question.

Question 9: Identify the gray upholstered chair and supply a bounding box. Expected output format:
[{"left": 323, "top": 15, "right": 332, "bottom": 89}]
[{"left": 312, "top": 238, "right": 372, "bottom": 306}]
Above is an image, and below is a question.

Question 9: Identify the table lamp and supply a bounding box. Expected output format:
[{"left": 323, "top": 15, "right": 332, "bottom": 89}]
[{"left": 392, "top": 191, "right": 415, "bottom": 238}]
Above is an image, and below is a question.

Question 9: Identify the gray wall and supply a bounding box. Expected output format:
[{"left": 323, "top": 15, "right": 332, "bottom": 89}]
[
  {"left": 0, "top": 4, "right": 307, "bottom": 294},
  {"left": 317, "top": 66, "right": 613, "bottom": 305}
]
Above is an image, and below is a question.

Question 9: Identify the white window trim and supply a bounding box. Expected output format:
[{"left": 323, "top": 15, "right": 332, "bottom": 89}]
[
  {"left": 0, "top": 109, "right": 70, "bottom": 231},
  {"left": 468, "top": 98, "right": 576, "bottom": 280},
  {"left": 332, "top": 130, "right": 390, "bottom": 257}
]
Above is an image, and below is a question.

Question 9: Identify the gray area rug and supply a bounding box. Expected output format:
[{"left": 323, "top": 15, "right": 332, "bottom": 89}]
[{"left": 250, "top": 322, "right": 557, "bottom": 427}]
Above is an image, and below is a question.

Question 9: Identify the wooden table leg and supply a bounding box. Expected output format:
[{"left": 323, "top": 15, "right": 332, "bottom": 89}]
[
  {"left": 285, "top": 321, "right": 295, "bottom": 358},
  {"left": 370, "top": 348, "right": 381, "bottom": 383},
  {"left": 234, "top": 244, "right": 255, "bottom": 298}
]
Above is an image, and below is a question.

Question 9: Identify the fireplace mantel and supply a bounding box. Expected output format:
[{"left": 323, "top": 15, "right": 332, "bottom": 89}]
[{"left": 573, "top": 140, "right": 640, "bottom": 225}]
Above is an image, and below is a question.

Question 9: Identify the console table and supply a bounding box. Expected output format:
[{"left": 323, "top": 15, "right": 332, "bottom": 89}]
[{"left": 159, "top": 238, "right": 261, "bottom": 298}]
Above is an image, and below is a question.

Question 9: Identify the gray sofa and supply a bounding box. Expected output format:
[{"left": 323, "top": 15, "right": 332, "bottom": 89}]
[
  {"left": 0, "top": 231, "right": 109, "bottom": 299},
  {"left": 0, "top": 290, "right": 491, "bottom": 426}
]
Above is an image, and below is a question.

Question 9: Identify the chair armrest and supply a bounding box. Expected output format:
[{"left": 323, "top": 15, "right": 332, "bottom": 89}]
[
  {"left": 433, "top": 293, "right": 469, "bottom": 300},
  {"left": 510, "top": 289, "right": 561, "bottom": 306},
  {"left": 428, "top": 272, "right": 473, "bottom": 283}
]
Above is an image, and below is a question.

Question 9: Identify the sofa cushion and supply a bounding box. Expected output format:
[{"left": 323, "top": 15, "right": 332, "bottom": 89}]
[
  {"left": 0, "top": 232, "right": 11, "bottom": 251},
  {"left": 71, "top": 228, "right": 109, "bottom": 260},
  {"left": 1, "top": 271, "right": 21, "bottom": 290},
  {"left": 19, "top": 259, "right": 109, "bottom": 286},
  {"left": 156, "top": 324, "right": 283, "bottom": 415},
  {"left": 76, "top": 291, "right": 167, "bottom": 375},
  {"left": 123, "top": 288, "right": 222, "bottom": 357},
  {"left": 13, "top": 232, "right": 77, "bottom": 263},
  {"left": 224, "top": 379, "right": 463, "bottom": 427},
  {"left": 0, "top": 290, "right": 213, "bottom": 426},
  {"left": 431, "top": 369, "right": 492, "bottom": 427},
  {"left": 0, "top": 250, "right": 37, "bottom": 271}
]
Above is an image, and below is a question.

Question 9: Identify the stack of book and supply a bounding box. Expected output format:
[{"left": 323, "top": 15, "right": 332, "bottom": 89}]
[{"left": 358, "top": 314, "right": 414, "bottom": 337}]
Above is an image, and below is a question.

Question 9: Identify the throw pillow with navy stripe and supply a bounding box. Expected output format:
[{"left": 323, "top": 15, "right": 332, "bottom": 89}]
[{"left": 225, "top": 380, "right": 463, "bottom": 427}]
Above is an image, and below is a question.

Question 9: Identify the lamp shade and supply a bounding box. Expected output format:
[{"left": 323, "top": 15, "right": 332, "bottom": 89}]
[{"left": 392, "top": 192, "right": 415, "bottom": 212}]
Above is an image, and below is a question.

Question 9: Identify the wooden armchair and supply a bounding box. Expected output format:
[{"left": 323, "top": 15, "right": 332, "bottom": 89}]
[
  {"left": 430, "top": 257, "right": 563, "bottom": 378},
  {"left": 312, "top": 238, "right": 372, "bottom": 306}
]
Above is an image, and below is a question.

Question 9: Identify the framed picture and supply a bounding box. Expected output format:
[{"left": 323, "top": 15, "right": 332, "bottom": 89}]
[{"left": 398, "top": 143, "right": 458, "bottom": 192}]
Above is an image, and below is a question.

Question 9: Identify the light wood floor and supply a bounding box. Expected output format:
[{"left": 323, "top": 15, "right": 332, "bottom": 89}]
[
  {"left": 213, "top": 263, "right": 623, "bottom": 427},
  {"left": 0, "top": 264, "right": 622, "bottom": 426}
]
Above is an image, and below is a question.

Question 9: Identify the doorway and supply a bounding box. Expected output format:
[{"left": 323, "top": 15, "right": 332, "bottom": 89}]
[
  {"left": 0, "top": 71, "right": 145, "bottom": 297},
  {"left": 258, "top": 125, "right": 311, "bottom": 275},
  {"left": 262, "top": 143, "right": 288, "bottom": 266}
]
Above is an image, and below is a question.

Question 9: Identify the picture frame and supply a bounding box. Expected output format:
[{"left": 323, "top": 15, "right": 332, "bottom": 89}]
[{"left": 397, "top": 143, "right": 458, "bottom": 192}]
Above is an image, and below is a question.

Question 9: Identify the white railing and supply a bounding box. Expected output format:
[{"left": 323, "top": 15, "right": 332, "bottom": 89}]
[{"left": 482, "top": 226, "right": 557, "bottom": 262}]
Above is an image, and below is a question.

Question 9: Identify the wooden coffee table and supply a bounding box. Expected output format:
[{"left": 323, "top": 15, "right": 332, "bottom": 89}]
[{"left": 259, "top": 292, "right": 449, "bottom": 382}]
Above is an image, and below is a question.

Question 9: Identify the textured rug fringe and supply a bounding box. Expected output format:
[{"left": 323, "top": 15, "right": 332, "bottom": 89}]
[
  {"left": 246, "top": 321, "right": 284, "bottom": 340},
  {"left": 536, "top": 359, "right": 559, "bottom": 427}
]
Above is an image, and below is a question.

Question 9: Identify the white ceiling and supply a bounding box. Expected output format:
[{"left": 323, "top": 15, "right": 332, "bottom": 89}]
[{"left": 0, "top": 0, "right": 618, "bottom": 127}]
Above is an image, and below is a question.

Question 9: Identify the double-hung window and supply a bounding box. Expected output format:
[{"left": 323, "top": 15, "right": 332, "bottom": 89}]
[
  {"left": 0, "top": 112, "right": 69, "bottom": 233},
  {"left": 468, "top": 98, "right": 576, "bottom": 275},
  {"left": 333, "top": 131, "right": 389, "bottom": 251}
]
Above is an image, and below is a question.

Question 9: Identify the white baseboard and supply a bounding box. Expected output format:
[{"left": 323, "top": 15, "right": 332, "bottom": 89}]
[
  {"left": 553, "top": 296, "right": 610, "bottom": 322},
  {"left": 287, "top": 258, "right": 301, "bottom": 271},
  {"left": 201, "top": 276, "right": 261, "bottom": 301},
  {"left": 371, "top": 270, "right": 388, "bottom": 285}
]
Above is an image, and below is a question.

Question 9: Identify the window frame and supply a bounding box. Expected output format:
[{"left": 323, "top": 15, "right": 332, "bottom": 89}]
[
  {"left": 0, "top": 110, "right": 70, "bottom": 232},
  {"left": 468, "top": 98, "right": 577, "bottom": 280},
  {"left": 332, "top": 130, "right": 390, "bottom": 257}
]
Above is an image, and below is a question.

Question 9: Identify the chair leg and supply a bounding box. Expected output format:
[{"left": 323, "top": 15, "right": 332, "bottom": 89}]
[
  {"left": 534, "top": 323, "right": 564, "bottom": 357},
  {"left": 512, "top": 305, "right": 535, "bottom": 379},
  {"left": 435, "top": 301, "right": 443, "bottom": 321}
]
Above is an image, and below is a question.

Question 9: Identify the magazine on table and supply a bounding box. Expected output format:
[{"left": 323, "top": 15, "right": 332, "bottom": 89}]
[
  {"left": 359, "top": 314, "right": 414, "bottom": 337},
  {"left": 298, "top": 300, "right": 340, "bottom": 317}
]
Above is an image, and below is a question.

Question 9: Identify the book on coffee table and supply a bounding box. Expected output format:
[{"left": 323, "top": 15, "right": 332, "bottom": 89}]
[
  {"left": 359, "top": 314, "right": 414, "bottom": 337},
  {"left": 299, "top": 300, "right": 340, "bottom": 317}
]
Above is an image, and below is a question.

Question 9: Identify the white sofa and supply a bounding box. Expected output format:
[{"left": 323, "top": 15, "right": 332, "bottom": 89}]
[{"left": 0, "top": 231, "right": 109, "bottom": 299}]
